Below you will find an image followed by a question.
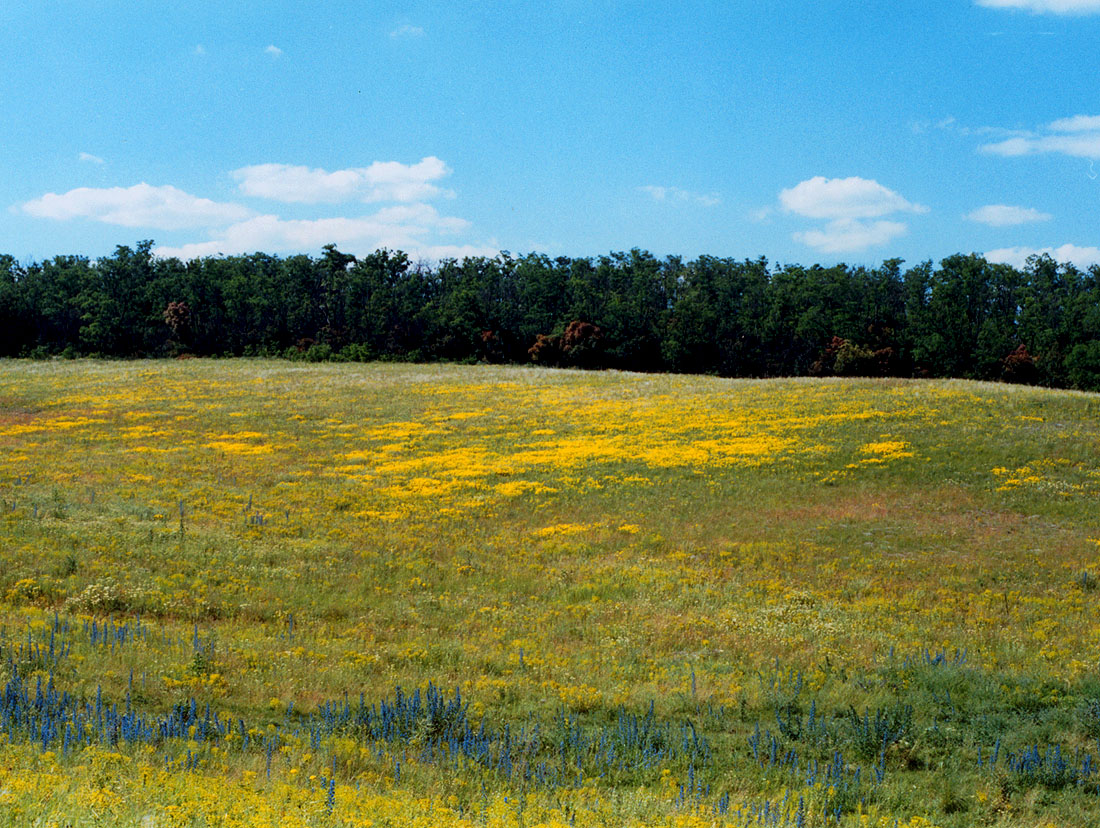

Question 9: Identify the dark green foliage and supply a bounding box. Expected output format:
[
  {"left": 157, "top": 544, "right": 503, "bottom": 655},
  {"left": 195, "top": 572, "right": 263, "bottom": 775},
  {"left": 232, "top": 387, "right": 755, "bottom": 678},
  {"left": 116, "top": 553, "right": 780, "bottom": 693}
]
[
  {"left": 3, "top": 243, "right": 1099, "bottom": 391},
  {"left": 1066, "top": 341, "right": 1100, "bottom": 391}
]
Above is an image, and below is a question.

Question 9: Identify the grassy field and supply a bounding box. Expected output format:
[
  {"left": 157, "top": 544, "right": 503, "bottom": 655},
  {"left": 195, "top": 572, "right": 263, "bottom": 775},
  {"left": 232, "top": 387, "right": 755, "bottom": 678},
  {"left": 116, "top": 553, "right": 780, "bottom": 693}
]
[{"left": 1, "top": 360, "right": 1099, "bottom": 827}]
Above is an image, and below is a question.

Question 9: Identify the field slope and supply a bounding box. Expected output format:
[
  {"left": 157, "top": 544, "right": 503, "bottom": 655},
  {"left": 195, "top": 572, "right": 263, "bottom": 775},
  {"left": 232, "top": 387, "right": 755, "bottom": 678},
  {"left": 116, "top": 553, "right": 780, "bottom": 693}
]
[{"left": 1, "top": 360, "right": 1099, "bottom": 827}]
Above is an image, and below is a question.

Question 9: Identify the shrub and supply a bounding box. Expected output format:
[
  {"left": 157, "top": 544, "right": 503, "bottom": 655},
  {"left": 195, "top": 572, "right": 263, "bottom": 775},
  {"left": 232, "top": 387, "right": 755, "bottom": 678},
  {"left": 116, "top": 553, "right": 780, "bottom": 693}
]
[
  {"left": 528, "top": 333, "right": 563, "bottom": 365},
  {"left": 561, "top": 320, "right": 603, "bottom": 368},
  {"left": 1002, "top": 345, "right": 1039, "bottom": 384}
]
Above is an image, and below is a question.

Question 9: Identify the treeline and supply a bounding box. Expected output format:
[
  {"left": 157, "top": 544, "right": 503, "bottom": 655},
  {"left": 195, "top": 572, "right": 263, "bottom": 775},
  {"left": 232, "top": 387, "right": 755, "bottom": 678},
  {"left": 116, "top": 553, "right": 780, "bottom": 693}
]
[{"left": 2, "top": 240, "right": 1099, "bottom": 390}]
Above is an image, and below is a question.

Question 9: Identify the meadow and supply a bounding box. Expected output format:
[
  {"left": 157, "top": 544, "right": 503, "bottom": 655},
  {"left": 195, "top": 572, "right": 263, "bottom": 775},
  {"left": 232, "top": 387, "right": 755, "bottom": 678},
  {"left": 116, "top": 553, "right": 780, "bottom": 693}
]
[{"left": 0, "top": 359, "right": 1099, "bottom": 827}]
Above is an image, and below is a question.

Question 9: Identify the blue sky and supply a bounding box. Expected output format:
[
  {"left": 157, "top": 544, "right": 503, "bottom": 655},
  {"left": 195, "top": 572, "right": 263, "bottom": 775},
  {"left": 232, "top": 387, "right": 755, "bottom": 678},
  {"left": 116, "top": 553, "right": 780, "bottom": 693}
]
[{"left": 3, "top": 0, "right": 1099, "bottom": 268}]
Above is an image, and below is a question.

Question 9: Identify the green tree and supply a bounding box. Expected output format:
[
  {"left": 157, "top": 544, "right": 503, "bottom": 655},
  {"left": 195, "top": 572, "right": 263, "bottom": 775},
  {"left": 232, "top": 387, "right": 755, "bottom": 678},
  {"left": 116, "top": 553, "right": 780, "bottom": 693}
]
[
  {"left": 0, "top": 255, "right": 32, "bottom": 356},
  {"left": 664, "top": 256, "right": 769, "bottom": 376}
]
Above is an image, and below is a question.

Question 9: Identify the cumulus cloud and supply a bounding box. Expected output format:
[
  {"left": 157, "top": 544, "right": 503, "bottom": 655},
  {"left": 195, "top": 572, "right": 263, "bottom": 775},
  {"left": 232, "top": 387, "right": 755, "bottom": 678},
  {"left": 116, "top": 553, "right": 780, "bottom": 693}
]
[
  {"left": 985, "top": 244, "right": 1100, "bottom": 269},
  {"left": 980, "top": 114, "right": 1100, "bottom": 158},
  {"left": 21, "top": 183, "right": 252, "bottom": 230},
  {"left": 26, "top": 155, "right": 488, "bottom": 262},
  {"left": 232, "top": 157, "right": 452, "bottom": 204},
  {"left": 779, "top": 177, "right": 924, "bottom": 253},
  {"left": 965, "top": 204, "right": 1052, "bottom": 226},
  {"left": 779, "top": 176, "right": 928, "bottom": 220},
  {"left": 975, "top": 0, "right": 1100, "bottom": 13},
  {"left": 793, "top": 219, "right": 908, "bottom": 254},
  {"left": 154, "top": 203, "right": 490, "bottom": 261},
  {"left": 638, "top": 185, "right": 720, "bottom": 207},
  {"left": 265, "top": 45, "right": 283, "bottom": 58},
  {"left": 78, "top": 152, "right": 105, "bottom": 164}
]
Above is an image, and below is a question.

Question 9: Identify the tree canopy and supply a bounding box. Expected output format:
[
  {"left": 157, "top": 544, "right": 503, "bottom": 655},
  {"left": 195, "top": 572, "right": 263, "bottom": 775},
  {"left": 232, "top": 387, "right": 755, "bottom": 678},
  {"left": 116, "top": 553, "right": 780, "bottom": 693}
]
[{"left": 3, "top": 242, "right": 1099, "bottom": 391}]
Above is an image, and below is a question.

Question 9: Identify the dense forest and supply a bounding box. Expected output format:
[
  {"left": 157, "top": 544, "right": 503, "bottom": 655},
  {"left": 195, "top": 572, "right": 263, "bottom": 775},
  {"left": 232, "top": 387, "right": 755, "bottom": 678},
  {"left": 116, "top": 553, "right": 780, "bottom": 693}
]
[{"left": 2, "top": 240, "right": 1099, "bottom": 390}]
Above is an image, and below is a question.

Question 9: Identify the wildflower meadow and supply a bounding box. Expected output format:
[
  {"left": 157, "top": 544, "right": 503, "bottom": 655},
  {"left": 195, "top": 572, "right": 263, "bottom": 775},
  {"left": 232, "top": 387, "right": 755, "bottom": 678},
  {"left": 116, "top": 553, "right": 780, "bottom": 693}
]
[{"left": 1, "top": 359, "right": 1099, "bottom": 827}]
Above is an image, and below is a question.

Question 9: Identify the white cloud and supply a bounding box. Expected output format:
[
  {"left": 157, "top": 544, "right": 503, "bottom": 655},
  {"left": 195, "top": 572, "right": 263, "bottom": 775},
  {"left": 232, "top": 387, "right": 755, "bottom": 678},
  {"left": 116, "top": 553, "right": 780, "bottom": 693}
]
[
  {"left": 638, "top": 185, "right": 720, "bottom": 207},
  {"left": 194, "top": 44, "right": 206, "bottom": 56},
  {"left": 793, "top": 219, "right": 908, "bottom": 254},
  {"left": 390, "top": 24, "right": 425, "bottom": 38},
  {"left": 980, "top": 137, "right": 1037, "bottom": 156},
  {"left": 154, "top": 203, "right": 489, "bottom": 261},
  {"left": 980, "top": 114, "right": 1100, "bottom": 158},
  {"left": 21, "top": 183, "right": 252, "bottom": 230},
  {"left": 975, "top": 0, "right": 1100, "bottom": 13},
  {"left": 265, "top": 45, "right": 283, "bottom": 58},
  {"left": 779, "top": 176, "right": 924, "bottom": 253},
  {"left": 28, "top": 157, "right": 487, "bottom": 262},
  {"left": 78, "top": 152, "right": 105, "bottom": 164},
  {"left": 232, "top": 157, "right": 452, "bottom": 204},
  {"left": 982, "top": 133, "right": 1100, "bottom": 158},
  {"left": 965, "top": 204, "right": 1052, "bottom": 226},
  {"left": 937, "top": 119, "right": 1032, "bottom": 139},
  {"left": 779, "top": 176, "right": 928, "bottom": 220},
  {"left": 1049, "top": 114, "right": 1100, "bottom": 132},
  {"left": 985, "top": 244, "right": 1100, "bottom": 269}
]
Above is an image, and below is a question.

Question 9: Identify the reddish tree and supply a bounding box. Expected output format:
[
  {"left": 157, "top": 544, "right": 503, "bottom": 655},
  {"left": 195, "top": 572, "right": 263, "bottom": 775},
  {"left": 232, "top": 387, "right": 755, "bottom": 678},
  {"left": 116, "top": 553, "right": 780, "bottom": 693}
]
[
  {"left": 1002, "top": 344, "right": 1039, "bottom": 384},
  {"left": 163, "top": 301, "right": 191, "bottom": 338},
  {"left": 528, "top": 333, "right": 563, "bottom": 365},
  {"left": 561, "top": 320, "right": 603, "bottom": 367}
]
